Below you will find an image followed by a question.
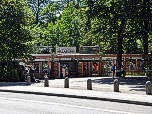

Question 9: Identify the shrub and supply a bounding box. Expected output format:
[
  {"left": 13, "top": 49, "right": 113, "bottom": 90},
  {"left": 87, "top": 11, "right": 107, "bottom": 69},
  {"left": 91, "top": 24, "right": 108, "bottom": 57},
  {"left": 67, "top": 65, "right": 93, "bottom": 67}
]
[{"left": 0, "top": 61, "right": 20, "bottom": 82}]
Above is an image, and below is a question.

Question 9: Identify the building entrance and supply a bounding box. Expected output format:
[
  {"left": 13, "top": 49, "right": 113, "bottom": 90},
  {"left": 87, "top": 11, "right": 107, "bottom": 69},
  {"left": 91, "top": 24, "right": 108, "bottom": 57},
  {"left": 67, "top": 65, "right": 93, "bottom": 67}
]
[
  {"left": 60, "top": 61, "right": 77, "bottom": 78},
  {"left": 101, "top": 61, "right": 108, "bottom": 76},
  {"left": 60, "top": 63, "right": 68, "bottom": 78},
  {"left": 91, "top": 62, "right": 99, "bottom": 76}
]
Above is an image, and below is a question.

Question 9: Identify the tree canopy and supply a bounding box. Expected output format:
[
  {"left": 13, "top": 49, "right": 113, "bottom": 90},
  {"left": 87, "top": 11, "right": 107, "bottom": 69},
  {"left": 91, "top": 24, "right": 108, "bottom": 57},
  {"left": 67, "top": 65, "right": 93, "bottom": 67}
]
[
  {"left": 1, "top": 0, "right": 152, "bottom": 63},
  {"left": 0, "top": 0, "right": 40, "bottom": 62}
]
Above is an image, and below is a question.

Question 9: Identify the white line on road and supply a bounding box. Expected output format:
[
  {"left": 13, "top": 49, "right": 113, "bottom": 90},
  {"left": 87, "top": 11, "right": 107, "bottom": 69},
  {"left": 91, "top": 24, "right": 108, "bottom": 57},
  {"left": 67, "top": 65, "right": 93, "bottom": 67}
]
[{"left": 0, "top": 97, "right": 138, "bottom": 114}]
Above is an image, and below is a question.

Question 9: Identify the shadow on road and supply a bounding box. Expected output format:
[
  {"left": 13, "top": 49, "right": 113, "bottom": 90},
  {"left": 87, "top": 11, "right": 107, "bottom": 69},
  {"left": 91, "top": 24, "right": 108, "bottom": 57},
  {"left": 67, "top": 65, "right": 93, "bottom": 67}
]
[{"left": 92, "top": 77, "right": 152, "bottom": 92}]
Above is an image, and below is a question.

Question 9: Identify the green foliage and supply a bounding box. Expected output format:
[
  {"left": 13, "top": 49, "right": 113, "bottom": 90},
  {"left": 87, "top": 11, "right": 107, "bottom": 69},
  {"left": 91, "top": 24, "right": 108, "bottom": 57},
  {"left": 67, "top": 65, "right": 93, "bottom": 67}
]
[
  {"left": 80, "top": 0, "right": 152, "bottom": 54},
  {"left": 0, "top": 0, "right": 39, "bottom": 61},
  {"left": 40, "top": 1, "right": 62, "bottom": 25},
  {"left": 22, "top": 0, "right": 152, "bottom": 55},
  {"left": 26, "top": 0, "right": 52, "bottom": 24},
  {"left": 1, "top": 0, "right": 152, "bottom": 60},
  {"left": 0, "top": 61, "right": 20, "bottom": 82},
  {"left": 0, "top": 0, "right": 41, "bottom": 81},
  {"left": 41, "top": 3, "right": 83, "bottom": 52},
  {"left": 43, "top": 61, "right": 48, "bottom": 68}
]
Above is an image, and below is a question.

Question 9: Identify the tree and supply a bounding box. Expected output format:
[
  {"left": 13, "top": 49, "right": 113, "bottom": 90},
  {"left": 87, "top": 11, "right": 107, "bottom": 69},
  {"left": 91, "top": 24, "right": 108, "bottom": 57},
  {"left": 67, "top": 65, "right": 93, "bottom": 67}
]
[
  {"left": 0, "top": 0, "right": 39, "bottom": 62},
  {"left": 26, "top": 0, "right": 52, "bottom": 25},
  {"left": 129, "top": 0, "right": 151, "bottom": 54},
  {"left": 40, "top": 1, "right": 62, "bottom": 26},
  {"left": 40, "top": 0, "right": 152, "bottom": 58},
  {"left": 82, "top": 0, "right": 148, "bottom": 76},
  {"left": 0, "top": 0, "right": 42, "bottom": 81},
  {"left": 41, "top": 3, "right": 83, "bottom": 52}
]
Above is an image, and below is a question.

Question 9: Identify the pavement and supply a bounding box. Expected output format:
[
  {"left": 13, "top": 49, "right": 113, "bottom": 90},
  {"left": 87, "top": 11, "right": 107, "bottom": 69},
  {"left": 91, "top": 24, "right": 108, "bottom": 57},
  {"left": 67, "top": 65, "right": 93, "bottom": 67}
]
[{"left": 0, "top": 76, "right": 152, "bottom": 106}]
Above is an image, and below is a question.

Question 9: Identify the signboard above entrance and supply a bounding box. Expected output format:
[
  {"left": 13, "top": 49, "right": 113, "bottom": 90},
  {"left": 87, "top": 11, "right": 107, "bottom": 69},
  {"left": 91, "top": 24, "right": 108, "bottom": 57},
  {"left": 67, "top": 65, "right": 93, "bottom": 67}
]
[
  {"left": 79, "top": 46, "right": 100, "bottom": 54},
  {"left": 56, "top": 47, "right": 76, "bottom": 54}
]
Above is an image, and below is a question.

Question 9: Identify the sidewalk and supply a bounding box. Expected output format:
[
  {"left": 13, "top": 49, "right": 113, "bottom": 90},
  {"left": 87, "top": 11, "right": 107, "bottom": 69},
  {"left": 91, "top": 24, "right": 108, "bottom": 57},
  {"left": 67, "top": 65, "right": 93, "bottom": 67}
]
[{"left": 0, "top": 76, "right": 152, "bottom": 106}]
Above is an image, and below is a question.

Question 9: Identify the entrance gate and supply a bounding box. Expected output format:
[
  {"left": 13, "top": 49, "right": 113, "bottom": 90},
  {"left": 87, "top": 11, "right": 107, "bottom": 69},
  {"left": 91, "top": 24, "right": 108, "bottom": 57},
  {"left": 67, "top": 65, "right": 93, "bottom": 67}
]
[
  {"left": 77, "top": 62, "right": 92, "bottom": 77},
  {"left": 101, "top": 61, "right": 108, "bottom": 76},
  {"left": 78, "top": 62, "right": 82, "bottom": 77},
  {"left": 53, "top": 62, "right": 60, "bottom": 78}
]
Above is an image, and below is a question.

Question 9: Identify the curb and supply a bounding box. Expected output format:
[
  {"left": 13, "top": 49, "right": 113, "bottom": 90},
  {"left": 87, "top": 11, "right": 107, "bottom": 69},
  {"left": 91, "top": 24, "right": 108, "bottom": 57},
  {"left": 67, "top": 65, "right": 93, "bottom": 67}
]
[{"left": 0, "top": 89, "right": 152, "bottom": 106}]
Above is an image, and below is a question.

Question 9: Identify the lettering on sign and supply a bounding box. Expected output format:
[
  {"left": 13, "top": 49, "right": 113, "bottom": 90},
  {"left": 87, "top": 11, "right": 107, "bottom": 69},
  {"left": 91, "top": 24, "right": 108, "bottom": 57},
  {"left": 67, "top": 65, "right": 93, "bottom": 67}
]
[
  {"left": 46, "top": 58, "right": 52, "bottom": 61},
  {"left": 75, "top": 58, "right": 81, "bottom": 60},
  {"left": 33, "top": 58, "right": 45, "bottom": 61},
  {"left": 54, "top": 58, "right": 59, "bottom": 61},
  {"left": 82, "top": 57, "right": 94, "bottom": 60},
  {"left": 56, "top": 47, "right": 76, "bottom": 54},
  {"left": 95, "top": 57, "right": 99, "bottom": 60},
  {"left": 102, "top": 57, "right": 117, "bottom": 60},
  {"left": 61, "top": 58, "right": 71, "bottom": 60},
  {"left": 132, "top": 57, "right": 142, "bottom": 59}
]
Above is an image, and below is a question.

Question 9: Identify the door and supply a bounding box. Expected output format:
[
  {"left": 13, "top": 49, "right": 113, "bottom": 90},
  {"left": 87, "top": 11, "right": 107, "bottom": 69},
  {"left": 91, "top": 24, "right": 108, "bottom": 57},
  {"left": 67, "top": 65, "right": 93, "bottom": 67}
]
[
  {"left": 53, "top": 62, "right": 60, "bottom": 78},
  {"left": 83, "top": 62, "right": 88, "bottom": 77},
  {"left": 88, "top": 62, "right": 92, "bottom": 76},
  {"left": 60, "top": 63, "right": 68, "bottom": 78},
  {"left": 33, "top": 62, "right": 43, "bottom": 78},
  {"left": 92, "top": 62, "right": 99, "bottom": 76},
  {"left": 102, "top": 61, "right": 108, "bottom": 76},
  {"left": 78, "top": 62, "right": 82, "bottom": 77}
]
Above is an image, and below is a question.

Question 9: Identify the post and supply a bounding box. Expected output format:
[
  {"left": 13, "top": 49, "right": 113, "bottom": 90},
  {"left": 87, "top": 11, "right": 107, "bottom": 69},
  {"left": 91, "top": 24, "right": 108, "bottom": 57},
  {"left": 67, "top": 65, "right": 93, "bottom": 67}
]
[
  {"left": 64, "top": 77, "right": 69, "bottom": 88},
  {"left": 146, "top": 81, "right": 151, "bottom": 95},
  {"left": 114, "top": 79, "right": 119, "bottom": 92},
  {"left": 87, "top": 79, "right": 92, "bottom": 90},
  {"left": 26, "top": 76, "right": 31, "bottom": 85},
  {"left": 44, "top": 76, "right": 49, "bottom": 87}
]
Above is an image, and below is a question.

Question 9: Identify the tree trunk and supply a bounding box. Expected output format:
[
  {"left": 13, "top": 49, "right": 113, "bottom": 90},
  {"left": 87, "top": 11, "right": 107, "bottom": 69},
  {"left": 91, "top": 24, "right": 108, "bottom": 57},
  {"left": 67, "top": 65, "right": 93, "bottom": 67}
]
[
  {"left": 116, "top": 35, "right": 123, "bottom": 77},
  {"left": 143, "top": 0, "right": 150, "bottom": 54},
  {"left": 116, "top": 20, "right": 127, "bottom": 77}
]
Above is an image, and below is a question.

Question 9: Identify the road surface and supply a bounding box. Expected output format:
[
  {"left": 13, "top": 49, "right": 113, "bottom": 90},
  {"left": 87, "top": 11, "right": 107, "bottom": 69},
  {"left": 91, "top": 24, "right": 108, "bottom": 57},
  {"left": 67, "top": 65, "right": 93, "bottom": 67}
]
[{"left": 0, "top": 92, "right": 152, "bottom": 114}]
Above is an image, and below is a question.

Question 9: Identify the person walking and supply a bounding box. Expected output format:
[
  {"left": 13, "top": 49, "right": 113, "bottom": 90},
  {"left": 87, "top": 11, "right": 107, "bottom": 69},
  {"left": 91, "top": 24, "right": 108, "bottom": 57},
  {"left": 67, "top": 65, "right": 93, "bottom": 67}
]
[
  {"left": 112, "top": 64, "right": 115, "bottom": 78},
  {"left": 27, "top": 67, "right": 30, "bottom": 76},
  {"left": 122, "top": 65, "right": 125, "bottom": 77},
  {"left": 62, "top": 65, "right": 66, "bottom": 78},
  {"left": 65, "top": 65, "right": 67, "bottom": 77},
  {"left": 29, "top": 67, "right": 32, "bottom": 77},
  {"left": 47, "top": 65, "right": 51, "bottom": 78}
]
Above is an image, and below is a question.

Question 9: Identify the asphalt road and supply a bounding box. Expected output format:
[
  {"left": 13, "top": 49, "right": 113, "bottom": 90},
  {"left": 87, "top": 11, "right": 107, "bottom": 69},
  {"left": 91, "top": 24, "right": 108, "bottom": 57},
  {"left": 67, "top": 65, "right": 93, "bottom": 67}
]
[{"left": 0, "top": 92, "right": 152, "bottom": 114}]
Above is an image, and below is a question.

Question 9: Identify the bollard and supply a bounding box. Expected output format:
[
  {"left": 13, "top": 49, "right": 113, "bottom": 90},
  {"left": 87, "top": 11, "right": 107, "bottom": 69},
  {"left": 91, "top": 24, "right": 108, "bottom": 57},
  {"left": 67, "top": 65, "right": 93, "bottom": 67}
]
[
  {"left": 26, "top": 76, "right": 31, "bottom": 85},
  {"left": 44, "top": 76, "right": 49, "bottom": 87},
  {"left": 114, "top": 79, "right": 119, "bottom": 92},
  {"left": 64, "top": 77, "right": 69, "bottom": 88},
  {"left": 146, "top": 81, "right": 151, "bottom": 95},
  {"left": 87, "top": 79, "right": 92, "bottom": 90}
]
